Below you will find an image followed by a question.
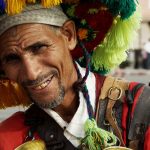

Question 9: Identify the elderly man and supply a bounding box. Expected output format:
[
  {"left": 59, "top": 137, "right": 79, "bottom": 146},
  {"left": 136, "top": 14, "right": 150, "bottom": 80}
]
[{"left": 0, "top": 0, "right": 149, "bottom": 150}]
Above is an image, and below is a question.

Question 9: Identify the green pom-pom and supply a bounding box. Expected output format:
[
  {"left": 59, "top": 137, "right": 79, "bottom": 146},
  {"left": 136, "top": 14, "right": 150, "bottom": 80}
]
[
  {"left": 91, "top": 45, "right": 127, "bottom": 70},
  {"left": 100, "top": 0, "right": 137, "bottom": 19},
  {"left": 91, "top": 6, "right": 141, "bottom": 71},
  {"left": 81, "top": 119, "right": 117, "bottom": 150}
]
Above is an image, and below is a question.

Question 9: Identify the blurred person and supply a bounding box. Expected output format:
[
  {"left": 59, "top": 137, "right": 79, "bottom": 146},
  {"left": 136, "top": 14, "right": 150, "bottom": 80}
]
[{"left": 143, "top": 39, "right": 150, "bottom": 69}]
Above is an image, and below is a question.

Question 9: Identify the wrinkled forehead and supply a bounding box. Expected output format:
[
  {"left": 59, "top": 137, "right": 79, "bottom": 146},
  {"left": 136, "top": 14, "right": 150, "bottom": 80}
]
[
  {"left": 1, "top": 23, "right": 55, "bottom": 38},
  {"left": 0, "top": 23, "right": 61, "bottom": 53},
  {"left": 0, "top": 5, "right": 68, "bottom": 36}
]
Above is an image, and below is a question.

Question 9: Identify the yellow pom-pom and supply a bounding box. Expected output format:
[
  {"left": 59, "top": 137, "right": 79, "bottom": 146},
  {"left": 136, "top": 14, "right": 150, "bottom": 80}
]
[
  {"left": 6, "top": 0, "right": 26, "bottom": 15},
  {"left": 41, "top": 0, "right": 62, "bottom": 8}
]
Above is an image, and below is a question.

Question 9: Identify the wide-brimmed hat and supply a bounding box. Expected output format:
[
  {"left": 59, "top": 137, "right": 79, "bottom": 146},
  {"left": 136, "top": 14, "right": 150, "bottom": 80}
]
[{"left": 0, "top": 0, "right": 141, "bottom": 108}]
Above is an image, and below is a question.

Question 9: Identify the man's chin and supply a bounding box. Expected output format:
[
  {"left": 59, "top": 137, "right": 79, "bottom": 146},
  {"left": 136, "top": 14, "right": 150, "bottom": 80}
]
[
  {"left": 33, "top": 98, "right": 63, "bottom": 109},
  {"left": 28, "top": 83, "right": 65, "bottom": 109}
]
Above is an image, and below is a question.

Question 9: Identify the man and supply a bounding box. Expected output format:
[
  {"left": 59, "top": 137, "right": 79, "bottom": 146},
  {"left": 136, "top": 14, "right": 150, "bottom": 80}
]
[
  {"left": 142, "top": 39, "right": 150, "bottom": 69},
  {"left": 0, "top": 0, "right": 149, "bottom": 150}
]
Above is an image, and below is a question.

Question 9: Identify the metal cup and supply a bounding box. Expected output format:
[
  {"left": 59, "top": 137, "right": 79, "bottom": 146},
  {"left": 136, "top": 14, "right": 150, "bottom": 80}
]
[
  {"left": 104, "top": 146, "right": 133, "bottom": 150},
  {"left": 15, "top": 140, "right": 46, "bottom": 150}
]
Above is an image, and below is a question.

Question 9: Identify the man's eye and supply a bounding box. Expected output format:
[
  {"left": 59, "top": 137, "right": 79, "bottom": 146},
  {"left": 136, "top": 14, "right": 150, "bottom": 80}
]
[
  {"left": 32, "top": 44, "right": 48, "bottom": 53},
  {"left": 2, "top": 54, "right": 20, "bottom": 64}
]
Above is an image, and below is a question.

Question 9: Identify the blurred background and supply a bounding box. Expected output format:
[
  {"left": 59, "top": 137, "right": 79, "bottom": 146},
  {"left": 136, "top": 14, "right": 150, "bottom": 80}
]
[
  {"left": 112, "top": 0, "right": 150, "bottom": 84},
  {"left": 0, "top": 1, "right": 150, "bottom": 122}
]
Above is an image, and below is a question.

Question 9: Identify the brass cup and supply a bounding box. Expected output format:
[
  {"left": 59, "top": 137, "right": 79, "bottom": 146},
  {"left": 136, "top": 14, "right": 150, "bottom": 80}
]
[
  {"left": 15, "top": 140, "right": 46, "bottom": 150},
  {"left": 104, "top": 146, "right": 133, "bottom": 150}
]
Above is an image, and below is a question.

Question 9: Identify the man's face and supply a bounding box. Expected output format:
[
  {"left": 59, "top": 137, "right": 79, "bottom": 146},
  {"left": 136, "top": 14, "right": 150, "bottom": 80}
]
[{"left": 0, "top": 23, "right": 77, "bottom": 108}]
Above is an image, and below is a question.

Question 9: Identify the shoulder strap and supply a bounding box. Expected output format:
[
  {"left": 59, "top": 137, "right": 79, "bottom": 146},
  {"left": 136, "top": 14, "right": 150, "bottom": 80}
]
[
  {"left": 97, "top": 75, "right": 129, "bottom": 146},
  {"left": 99, "top": 76, "right": 129, "bottom": 100}
]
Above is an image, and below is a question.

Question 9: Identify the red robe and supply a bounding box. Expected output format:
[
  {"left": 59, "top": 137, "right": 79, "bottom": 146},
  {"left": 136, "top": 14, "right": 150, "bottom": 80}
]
[
  {"left": 0, "top": 112, "right": 40, "bottom": 150},
  {"left": 0, "top": 112, "right": 28, "bottom": 150},
  {"left": 122, "top": 82, "right": 150, "bottom": 149}
]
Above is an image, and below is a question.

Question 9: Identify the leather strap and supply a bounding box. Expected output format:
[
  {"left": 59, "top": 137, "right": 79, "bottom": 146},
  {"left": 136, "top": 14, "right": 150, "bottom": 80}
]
[
  {"left": 98, "top": 76, "right": 129, "bottom": 146},
  {"left": 99, "top": 76, "right": 129, "bottom": 100}
]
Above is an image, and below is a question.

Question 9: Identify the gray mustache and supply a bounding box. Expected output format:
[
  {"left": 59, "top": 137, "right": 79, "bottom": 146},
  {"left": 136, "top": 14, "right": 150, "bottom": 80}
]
[{"left": 21, "top": 70, "right": 58, "bottom": 87}]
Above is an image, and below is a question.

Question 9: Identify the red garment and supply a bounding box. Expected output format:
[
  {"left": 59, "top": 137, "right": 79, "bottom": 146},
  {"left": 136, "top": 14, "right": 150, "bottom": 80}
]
[
  {"left": 0, "top": 112, "right": 40, "bottom": 150},
  {"left": 122, "top": 82, "right": 150, "bottom": 150},
  {"left": 0, "top": 112, "right": 28, "bottom": 150},
  {"left": 122, "top": 82, "right": 144, "bottom": 145}
]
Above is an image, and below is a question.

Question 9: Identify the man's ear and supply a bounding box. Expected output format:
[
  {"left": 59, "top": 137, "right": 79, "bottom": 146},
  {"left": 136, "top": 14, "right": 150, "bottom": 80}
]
[{"left": 61, "top": 20, "right": 77, "bottom": 51}]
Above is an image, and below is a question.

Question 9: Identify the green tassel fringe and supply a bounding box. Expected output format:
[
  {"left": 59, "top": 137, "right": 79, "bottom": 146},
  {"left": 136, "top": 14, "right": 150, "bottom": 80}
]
[
  {"left": 100, "top": 0, "right": 137, "bottom": 19},
  {"left": 91, "top": 6, "right": 141, "bottom": 71},
  {"left": 81, "top": 119, "right": 117, "bottom": 150}
]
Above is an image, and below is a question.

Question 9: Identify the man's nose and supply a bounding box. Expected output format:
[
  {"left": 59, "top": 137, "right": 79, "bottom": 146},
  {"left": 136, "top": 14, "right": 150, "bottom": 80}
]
[{"left": 21, "top": 55, "right": 42, "bottom": 81}]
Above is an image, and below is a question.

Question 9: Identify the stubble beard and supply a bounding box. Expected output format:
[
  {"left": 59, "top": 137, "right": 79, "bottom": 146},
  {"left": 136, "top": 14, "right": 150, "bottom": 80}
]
[{"left": 33, "top": 84, "right": 65, "bottom": 109}]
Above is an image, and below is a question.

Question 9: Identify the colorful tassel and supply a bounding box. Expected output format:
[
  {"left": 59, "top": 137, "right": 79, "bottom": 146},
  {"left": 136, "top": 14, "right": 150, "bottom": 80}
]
[
  {"left": 91, "top": 6, "right": 141, "bottom": 71},
  {"left": 0, "top": 0, "right": 5, "bottom": 14},
  {"left": 41, "top": 0, "right": 62, "bottom": 8},
  {"left": 5, "top": 0, "right": 26, "bottom": 15},
  {"left": 100, "top": 0, "right": 136, "bottom": 19},
  {"left": 10, "top": 81, "right": 31, "bottom": 107},
  {"left": 0, "top": 80, "right": 31, "bottom": 109},
  {"left": 0, "top": 80, "right": 17, "bottom": 108},
  {"left": 81, "top": 119, "right": 117, "bottom": 150}
]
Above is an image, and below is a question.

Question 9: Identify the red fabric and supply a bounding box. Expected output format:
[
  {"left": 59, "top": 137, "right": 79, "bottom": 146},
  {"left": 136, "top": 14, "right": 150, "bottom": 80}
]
[
  {"left": 144, "top": 126, "right": 150, "bottom": 150},
  {"left": 122, "top": 98, "right": 128, "bottom": 145},
  {"left": 121, "top": 82, "right": 144, "bottom": 144},
  {"left": 130, "top": 83, "right": 144, "bottom": 119},
  {"left": 0, "top": 112, "right": 27, "bottom": 150},
  {"left": 0, "top": 112, "right": 39, "bottom": 150}
]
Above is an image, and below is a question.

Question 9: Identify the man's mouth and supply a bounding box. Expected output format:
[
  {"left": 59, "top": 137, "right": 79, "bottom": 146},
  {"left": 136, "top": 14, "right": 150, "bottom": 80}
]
[{"left": 31, "top": 75, "right": 54, "bottom": 91}]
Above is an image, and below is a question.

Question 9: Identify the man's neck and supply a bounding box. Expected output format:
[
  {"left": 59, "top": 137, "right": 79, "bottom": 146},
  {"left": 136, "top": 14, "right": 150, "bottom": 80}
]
[{"left": 53, "top": 90, "right": 79, "bottom": 122}]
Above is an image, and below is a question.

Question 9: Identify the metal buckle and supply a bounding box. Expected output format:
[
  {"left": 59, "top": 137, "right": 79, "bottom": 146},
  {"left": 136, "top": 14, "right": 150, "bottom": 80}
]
[{"left": 107, "top": 87, "right": 122, "bottom": 101}]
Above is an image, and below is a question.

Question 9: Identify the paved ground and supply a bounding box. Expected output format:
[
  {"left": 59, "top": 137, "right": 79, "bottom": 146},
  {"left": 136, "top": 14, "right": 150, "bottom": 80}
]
[
  {"left": 0, "top": 107, "right": 26, "bottom": 122},
  {"left": 113, "top": 68, "right": 150, "bottom": 85},
  {"left": 0, "top": 68, "right": 150, "bottom": 122}
]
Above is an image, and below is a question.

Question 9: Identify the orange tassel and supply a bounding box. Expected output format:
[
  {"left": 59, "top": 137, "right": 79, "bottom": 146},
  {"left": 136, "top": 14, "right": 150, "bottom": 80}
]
[
  {"left": 78, "top": 28, "right": 88, "bottom": 40},
  {"left": 0, "top": 80, "right": 17, "bottom": 108},
  {"left": 0, "top": 80, "right": 30, "bottom": 109},
  {"left": 11, "top": 82, "right": 31, "bottom": 107}
]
